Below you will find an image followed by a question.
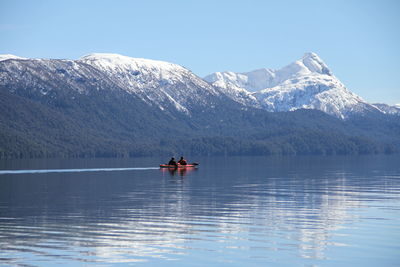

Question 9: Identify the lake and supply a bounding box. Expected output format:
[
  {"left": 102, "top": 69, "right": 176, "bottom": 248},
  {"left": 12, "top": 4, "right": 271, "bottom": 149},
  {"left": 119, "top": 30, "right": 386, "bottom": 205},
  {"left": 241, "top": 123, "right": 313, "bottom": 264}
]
[{"left": 0, "top": 155, "right": 399, "bottom": 266}]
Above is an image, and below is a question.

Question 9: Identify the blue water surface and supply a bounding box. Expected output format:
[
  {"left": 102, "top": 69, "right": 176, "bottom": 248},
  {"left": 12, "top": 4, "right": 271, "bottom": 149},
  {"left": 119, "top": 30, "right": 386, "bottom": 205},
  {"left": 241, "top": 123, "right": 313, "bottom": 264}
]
[{"left": 0, "top": 155, "right": 399, "bottom": 266}]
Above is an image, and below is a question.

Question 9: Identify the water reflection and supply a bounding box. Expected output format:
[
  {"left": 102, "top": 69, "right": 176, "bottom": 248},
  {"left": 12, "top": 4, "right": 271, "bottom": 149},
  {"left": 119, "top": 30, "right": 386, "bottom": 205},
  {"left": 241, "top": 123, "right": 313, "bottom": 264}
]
[
  {"left": 0, "top": 155, "right": 399, "bottom": 266},
  {"left": 160, "top": 166, "right": 198, "bottom": 178}
]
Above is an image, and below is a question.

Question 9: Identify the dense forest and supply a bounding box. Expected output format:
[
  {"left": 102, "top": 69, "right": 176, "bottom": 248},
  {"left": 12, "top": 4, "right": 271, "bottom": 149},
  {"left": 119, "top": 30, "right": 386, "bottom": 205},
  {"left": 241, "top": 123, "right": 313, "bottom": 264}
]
[{"left": 1, "top": 88, "right": 399, "bottom": 159}]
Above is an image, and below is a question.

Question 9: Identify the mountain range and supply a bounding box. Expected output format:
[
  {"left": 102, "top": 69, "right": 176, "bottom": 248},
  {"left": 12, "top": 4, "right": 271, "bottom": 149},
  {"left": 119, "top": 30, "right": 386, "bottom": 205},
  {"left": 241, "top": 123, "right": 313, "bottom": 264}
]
[{"left": 0, "top": 53, "right": 399, "bottom": 158}]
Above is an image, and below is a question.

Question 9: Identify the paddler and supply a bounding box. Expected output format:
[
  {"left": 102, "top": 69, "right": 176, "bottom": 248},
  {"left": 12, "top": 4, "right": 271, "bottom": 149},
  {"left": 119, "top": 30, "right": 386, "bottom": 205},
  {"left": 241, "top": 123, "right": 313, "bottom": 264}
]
[
  {"left": 168, "top": 157, "right": 178, "bottom": 166},
  {"left": 178, "top": 156, "right": 187, "bottom": 165}
]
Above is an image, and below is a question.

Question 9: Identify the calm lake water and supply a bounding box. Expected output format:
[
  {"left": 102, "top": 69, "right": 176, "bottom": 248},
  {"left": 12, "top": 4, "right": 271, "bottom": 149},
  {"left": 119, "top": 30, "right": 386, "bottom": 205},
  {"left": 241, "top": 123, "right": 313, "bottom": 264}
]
[{"left": 0, "top": 155, "right": 399, "bottom": 266}]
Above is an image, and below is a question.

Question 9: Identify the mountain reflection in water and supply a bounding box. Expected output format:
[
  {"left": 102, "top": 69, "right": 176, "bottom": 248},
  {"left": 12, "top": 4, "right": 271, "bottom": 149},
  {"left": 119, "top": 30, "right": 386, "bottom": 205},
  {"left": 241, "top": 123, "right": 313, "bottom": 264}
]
[{"left": 0, "top": 155, "right": 399, "bottom": 266}]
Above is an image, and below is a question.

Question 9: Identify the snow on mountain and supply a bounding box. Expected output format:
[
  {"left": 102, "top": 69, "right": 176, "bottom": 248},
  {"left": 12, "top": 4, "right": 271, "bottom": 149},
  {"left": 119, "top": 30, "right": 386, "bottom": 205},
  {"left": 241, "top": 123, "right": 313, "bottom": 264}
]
[
  {"left": 372, "top": 103, "right": 400, "bottom": 115},
  {"left": 0, "top": 53, "right": 225, "bottom": 115},
  {"left": 0, "top": 52, "right": 394, "bottom": 119},
  {"left": 205, "top": 52, "right": 378, "bottom": 119},
  {"left": 79, "top": 53, "right": 220, "bottom": 114},
  {"left": 0, "top": 56, "right": 120, "bottom": 96},
  {"left": 0, "top": 54, "right": 26, "bottom": 61},
  {"left": 254, "top": 74, "right": 371, "bottom": 118},
  {"left": 204, "top": 53, "right": 332, "bottom": 92},
  {"left": 203, "top": 71, "right": 260, "bottom": 107}
]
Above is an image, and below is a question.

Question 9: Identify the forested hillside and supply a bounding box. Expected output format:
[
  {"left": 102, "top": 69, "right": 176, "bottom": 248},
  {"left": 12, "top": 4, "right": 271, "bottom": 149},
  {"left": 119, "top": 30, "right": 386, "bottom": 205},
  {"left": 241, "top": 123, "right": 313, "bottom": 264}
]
[{"left": 0, "top": 56, "right": 399, "bottom": 159}]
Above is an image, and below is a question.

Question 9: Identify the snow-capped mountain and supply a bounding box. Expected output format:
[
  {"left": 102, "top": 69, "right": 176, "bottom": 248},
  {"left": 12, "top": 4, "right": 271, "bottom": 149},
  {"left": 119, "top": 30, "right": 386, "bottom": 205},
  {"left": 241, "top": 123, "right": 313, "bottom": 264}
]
[
  {"left": 0, "top": 53, "right": 226, "bottom": 116},
  {"left": 0, "top": 52, "right": 394, "bottom": 120},
  {"left": 78, "top": 53, "right": 222, "bottom": 114},
  {"left": 1, "top": 53, "right": 400, "bottom": 158},
  {"left": 205, "top": 52, "right": 380, "bottom": 119},
  {"left": 204, "top": 52, "right": 332, "bottom": 93}
]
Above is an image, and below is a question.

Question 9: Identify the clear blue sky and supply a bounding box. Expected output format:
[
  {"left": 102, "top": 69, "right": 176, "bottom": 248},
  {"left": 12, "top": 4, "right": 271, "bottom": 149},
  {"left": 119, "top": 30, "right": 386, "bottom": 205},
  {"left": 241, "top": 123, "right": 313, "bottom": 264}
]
[{"left": 1, "top": 0, "right": 399, "bottom": 104}]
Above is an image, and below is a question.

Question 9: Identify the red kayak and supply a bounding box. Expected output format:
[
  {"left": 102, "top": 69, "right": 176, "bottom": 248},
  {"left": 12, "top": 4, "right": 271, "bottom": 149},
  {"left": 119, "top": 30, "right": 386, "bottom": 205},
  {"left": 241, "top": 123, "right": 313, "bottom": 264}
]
[{"left": 159, "top": 163, "right": 198, "bottom": 168}]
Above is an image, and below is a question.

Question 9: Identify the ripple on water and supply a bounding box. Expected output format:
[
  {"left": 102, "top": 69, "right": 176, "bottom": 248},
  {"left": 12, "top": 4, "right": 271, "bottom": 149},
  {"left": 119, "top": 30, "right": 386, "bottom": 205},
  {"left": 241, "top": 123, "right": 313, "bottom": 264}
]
[{"left": 1, "top": 155, "right": 400, "bottom": 266}]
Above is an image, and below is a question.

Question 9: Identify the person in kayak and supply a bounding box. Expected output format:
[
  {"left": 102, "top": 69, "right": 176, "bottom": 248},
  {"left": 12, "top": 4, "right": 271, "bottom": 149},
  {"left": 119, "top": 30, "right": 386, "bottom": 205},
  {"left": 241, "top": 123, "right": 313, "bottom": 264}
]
[
  {"left": 168, "top": 157, "right": 178, "bottom": 166},
  {"left": 178, "top": 156, "right": 187, "bottom": 165}
]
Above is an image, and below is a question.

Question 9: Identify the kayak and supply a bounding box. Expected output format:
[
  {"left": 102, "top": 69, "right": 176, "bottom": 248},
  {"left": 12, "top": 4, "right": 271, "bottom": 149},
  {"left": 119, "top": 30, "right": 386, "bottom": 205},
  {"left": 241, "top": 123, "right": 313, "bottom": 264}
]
[{"left": 160, "top": 164, "right": 198, "bottom": 168}]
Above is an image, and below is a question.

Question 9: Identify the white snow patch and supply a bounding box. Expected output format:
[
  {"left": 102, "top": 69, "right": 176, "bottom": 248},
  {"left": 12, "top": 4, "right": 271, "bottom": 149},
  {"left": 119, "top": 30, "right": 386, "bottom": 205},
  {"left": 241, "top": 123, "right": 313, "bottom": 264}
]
[{"left": 0, "top": 54, "right": 26, "bottom": 61}]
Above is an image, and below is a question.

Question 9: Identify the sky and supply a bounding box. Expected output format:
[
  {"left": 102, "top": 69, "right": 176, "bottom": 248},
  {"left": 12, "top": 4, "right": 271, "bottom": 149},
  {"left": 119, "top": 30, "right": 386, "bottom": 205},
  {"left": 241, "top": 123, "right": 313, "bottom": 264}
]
[{"left": 0, "top": 0, "right": 399, "bottom": 104}]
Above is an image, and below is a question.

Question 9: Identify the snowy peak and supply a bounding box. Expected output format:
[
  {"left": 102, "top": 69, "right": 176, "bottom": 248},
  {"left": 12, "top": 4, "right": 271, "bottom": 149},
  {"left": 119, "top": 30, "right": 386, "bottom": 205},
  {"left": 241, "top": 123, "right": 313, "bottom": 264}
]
[
  {"left": 0, "top": 54, "right": 26, "bottom": 61},
  {"left": 243, "top": 68, "right": 276, "bottom": 91},
  {"left": 276, "top": 52, "right": 332, "bottom": 82},
  {"left": 204, "top": 68, "right": 276, "bottom": 93},
  {"left": 78, "top": 53, "right": 219, "bottom": 114},
  {"left": 301, "top": 52, "right": 333, "bottom": 76},
  {"left": 0, "top": 52, "right": 221, "bottom": 116},
  {"left": 79, "top": 53, "right": 205, "bottom": 90},
  {"left": 205, "top": 71, "right": 251, "bottom": 90},
  {"left": 204, "top": 52, "right": 333, "bottom": 94},
  {"left": 79, "top": 53, "right": 193, "bottom": 85},
  {"left": 79, "top": 53, "right": 186, "bottom": 74},
  {"left": 254, "top": 74, "right": 369, "bottom": 119},
  {"left": 205, "top": 52, "right": 377, "bottom": 119}
]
